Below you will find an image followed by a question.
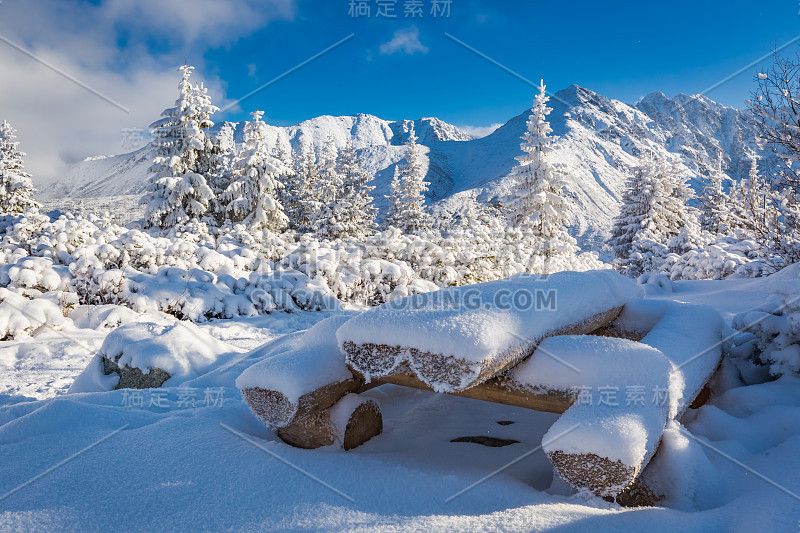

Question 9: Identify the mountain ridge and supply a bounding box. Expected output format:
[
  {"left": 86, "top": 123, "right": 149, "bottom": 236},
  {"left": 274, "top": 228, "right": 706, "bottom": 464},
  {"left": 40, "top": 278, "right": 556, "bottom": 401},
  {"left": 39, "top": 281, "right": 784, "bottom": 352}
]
[{"left": 37, "top": 85, "right": 775, "bottom": 247}]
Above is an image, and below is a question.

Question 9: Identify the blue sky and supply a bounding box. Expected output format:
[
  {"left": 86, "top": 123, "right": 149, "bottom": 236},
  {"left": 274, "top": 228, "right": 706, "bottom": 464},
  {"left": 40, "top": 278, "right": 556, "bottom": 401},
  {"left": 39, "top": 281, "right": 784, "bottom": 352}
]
[
  {"left": 0, "top": 0, "right": 798, "bottom": 176},
  {"left": 206, "top": 0, "right": 800, "bottom": 129}
]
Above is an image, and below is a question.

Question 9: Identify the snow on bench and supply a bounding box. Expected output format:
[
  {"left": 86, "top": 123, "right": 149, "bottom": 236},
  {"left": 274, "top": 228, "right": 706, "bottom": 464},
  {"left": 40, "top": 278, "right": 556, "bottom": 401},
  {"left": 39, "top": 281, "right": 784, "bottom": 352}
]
[
  {"left": 235, "top": 274, "right": 722, "bottom": 498},
  {"left": 236, "top": 315, "right": 362, "bottom": 427},
  {"left": 337, "top": 270, "right": 642, "bottom": 392},
  {"left": 518, "top": 300, "right": 724, "bottom": 498},
  {"left": 236, "top": 315, "right": 384, "bottom": 450}
]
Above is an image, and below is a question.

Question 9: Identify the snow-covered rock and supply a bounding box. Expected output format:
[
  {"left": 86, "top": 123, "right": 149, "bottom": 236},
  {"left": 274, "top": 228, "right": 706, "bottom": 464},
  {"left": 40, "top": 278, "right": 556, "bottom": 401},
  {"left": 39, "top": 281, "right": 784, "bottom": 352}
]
[{"left": 70, "top": 321, "right": 237, "bottom": 392}]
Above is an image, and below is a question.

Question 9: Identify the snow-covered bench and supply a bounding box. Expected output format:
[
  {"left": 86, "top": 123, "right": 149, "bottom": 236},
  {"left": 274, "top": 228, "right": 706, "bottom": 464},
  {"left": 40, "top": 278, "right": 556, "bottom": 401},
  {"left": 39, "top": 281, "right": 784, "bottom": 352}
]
[{"left": 237, "top": 271, "right": 723, "bottom": 503}]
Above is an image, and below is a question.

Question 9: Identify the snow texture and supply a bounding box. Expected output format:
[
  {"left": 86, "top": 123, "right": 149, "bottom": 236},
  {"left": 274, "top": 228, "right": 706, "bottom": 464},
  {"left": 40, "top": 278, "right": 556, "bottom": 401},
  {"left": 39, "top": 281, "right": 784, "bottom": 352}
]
[{"left": 1, "top": 272, "right": 800, "bottom": 531}]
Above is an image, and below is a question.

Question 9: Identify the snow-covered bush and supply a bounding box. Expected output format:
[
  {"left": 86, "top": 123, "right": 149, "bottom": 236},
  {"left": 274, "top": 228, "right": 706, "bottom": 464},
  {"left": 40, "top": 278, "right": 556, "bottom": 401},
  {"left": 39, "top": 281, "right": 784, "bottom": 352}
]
[
  {"left": 730, "top": 264, "right": 800, "bottom": 377},
  {"left": 0, "top": 194, "right": 615, "bottom": 326},
  {"left": 0, "top": 287, "right": 66, "bottom": 339},
  {"left": 661, "top": 236, "right": 762, "bottom": 281}
]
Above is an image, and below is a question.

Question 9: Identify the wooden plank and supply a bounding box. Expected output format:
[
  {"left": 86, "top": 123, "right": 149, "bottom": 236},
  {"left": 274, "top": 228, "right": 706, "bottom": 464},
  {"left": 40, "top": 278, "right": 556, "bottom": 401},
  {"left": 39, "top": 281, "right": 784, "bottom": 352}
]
[{"left": 374, "top": 369, "right": 575, "bottom": 414}]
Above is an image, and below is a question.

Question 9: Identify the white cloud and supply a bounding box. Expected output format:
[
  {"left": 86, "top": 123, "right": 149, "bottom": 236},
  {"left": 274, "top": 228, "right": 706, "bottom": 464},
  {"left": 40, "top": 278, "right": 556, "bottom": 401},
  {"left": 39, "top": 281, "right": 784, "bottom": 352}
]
[
  {"left": 379, "top": 27, "right": 429, "bottom": 56},
  {"left": 458, "top": 123, "right": 503, "bottom": 139},
  {"left": 0, "top": 0, "right": 296, "bottom": 183}
]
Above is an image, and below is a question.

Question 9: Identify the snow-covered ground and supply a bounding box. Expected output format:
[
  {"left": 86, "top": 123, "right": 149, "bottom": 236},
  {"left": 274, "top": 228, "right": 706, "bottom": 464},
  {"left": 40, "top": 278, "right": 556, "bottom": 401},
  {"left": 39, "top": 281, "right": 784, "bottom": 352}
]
[{"left": 1, "top": 274, "right": 799, "bottom": 532}]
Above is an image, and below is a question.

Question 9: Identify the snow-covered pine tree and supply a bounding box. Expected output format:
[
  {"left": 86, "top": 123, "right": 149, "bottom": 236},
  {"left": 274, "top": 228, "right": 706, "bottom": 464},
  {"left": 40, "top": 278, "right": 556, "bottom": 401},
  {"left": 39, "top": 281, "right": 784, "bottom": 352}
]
[
  {"left": 202, "top": 121, "right": 237, "bottom": 223},
  {"left": 729, "top": 155, "right": 768, "bottom": 238},
  {"left": 0, "top": 120, "right": 38, "bottom": 214},
  {"left": 278, "top": 146, "right": 303, "bottom": 230},
  {"left": 609, "top": 154, "right": 698, "bottom": 276},
  {"left": 290, "top": 141, "right": 322, "bottom": 234},
  {"left": 390, "top": 125, "right": 431, "bottom": 234},
  {"left": 505, "top": 80, "right": 577, "bottom": 259},
  {"left": 221, "top": 109, "right": 289, "bottom": 231},
  {"left": 311, "top": 138, "right": 345, "bottom": 240},
  {"left": 331, "top": 141, "right": 377, "bottom": 240},
  {"left": 384, "top": 166, "right": 403, "bottom": 230},
  {"left": 142, "top": 65, "right": 218, "bottom": 229},
  {"left": 608, "top": 164, "right": 649, "bottom": 260},
  {"left": 272, "top": 137, "right": 291, "bottom": 166},
  {"left": 270, "top": 136, "right": 302, "bottom": 230},
  {"left": 699, "top": 160, "right": 732, "bottom": 235}
]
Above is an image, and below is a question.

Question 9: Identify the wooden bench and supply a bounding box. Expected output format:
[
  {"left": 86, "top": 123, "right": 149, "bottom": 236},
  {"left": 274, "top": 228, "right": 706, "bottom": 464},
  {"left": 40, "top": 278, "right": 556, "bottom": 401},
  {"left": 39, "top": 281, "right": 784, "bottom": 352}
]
[{"left": 237, "top": 273, "right": 723, "bottom": 505}]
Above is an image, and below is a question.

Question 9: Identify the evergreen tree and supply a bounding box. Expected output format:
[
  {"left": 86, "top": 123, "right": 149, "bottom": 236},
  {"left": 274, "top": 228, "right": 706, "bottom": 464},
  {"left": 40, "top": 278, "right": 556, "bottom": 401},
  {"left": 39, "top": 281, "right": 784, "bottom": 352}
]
[
  {"left": 387, "top": 125, "right": 430, "bottom": 234},
  {"left": 0, "top": 120, "right": 38, "bottom": 214},
  {"left": 291, "top": 141, "right": 322, "bottom": 234},
  {"left": 142, "top": 65, "right": 217, "bottom": 229},
  {"left": 202, "top": 121, "right": 237, "bottom": 223},
  {"left": 608, "top": 154, "right": 697, "bottom": 276},
  {"left": 505, "top": 80, "right": 577, "bottom": 258},
  {"left": 608, "top": 164, "right": 649, "bottom": 260},
  {"left": 384, "top": 166, "right": 403, "bottom": 230},
  {"left": 699, "top": 161, "right": 732, "bottom": 235},
  {"left": 729, "top": 155, "right": 768, "bottom": 238},
  {"left": 311, "top": 138, "right": 344, "bottom": 239},
  {"left": 272, "top": 137, "right": 291, "bottom": 166},
  {"left": 278, "top": 146, "right": 304, "bottom": 230},
  {"left": 221, "top": 109, "right": 289, "bottom": 231},
  {"left": 330, "top": 142, "right": 377, "bottom": 240}
]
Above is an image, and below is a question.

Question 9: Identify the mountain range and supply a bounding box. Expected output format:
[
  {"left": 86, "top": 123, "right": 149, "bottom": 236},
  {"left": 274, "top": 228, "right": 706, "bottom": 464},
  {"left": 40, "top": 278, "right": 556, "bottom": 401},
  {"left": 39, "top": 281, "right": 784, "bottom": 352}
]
[{"left": 37, "top": 85, "right": 774, "bottom": 248}]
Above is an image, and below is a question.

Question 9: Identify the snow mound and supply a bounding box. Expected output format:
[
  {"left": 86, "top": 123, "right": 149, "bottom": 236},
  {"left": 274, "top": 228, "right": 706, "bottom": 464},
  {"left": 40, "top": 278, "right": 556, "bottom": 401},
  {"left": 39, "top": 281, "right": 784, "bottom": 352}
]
[{"left": 70, "top": 321, "right": 237, "bottom": 393}]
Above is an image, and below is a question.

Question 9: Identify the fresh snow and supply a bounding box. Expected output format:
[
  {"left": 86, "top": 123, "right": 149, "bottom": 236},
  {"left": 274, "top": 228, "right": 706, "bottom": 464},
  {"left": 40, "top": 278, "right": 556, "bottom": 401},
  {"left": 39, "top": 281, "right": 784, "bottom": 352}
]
[
  {"left": 0, "top": 273, "right": 799, "bottom": 531},
  {"left": 337, "top": 270, "right": 642, "bottom": 391},
  {"left": 518, "top": 335, "right": 671, "bottom": 468}
]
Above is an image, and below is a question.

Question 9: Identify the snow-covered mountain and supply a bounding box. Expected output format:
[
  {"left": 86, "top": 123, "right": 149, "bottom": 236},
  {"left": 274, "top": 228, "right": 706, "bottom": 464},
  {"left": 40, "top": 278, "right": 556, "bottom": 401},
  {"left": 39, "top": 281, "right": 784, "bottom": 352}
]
[
  {"left": 37, "top": 115, "right": 470, "bottom": 201},
  {"left": 37, "top": 85, "right": 774, "bottom": 247}
]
